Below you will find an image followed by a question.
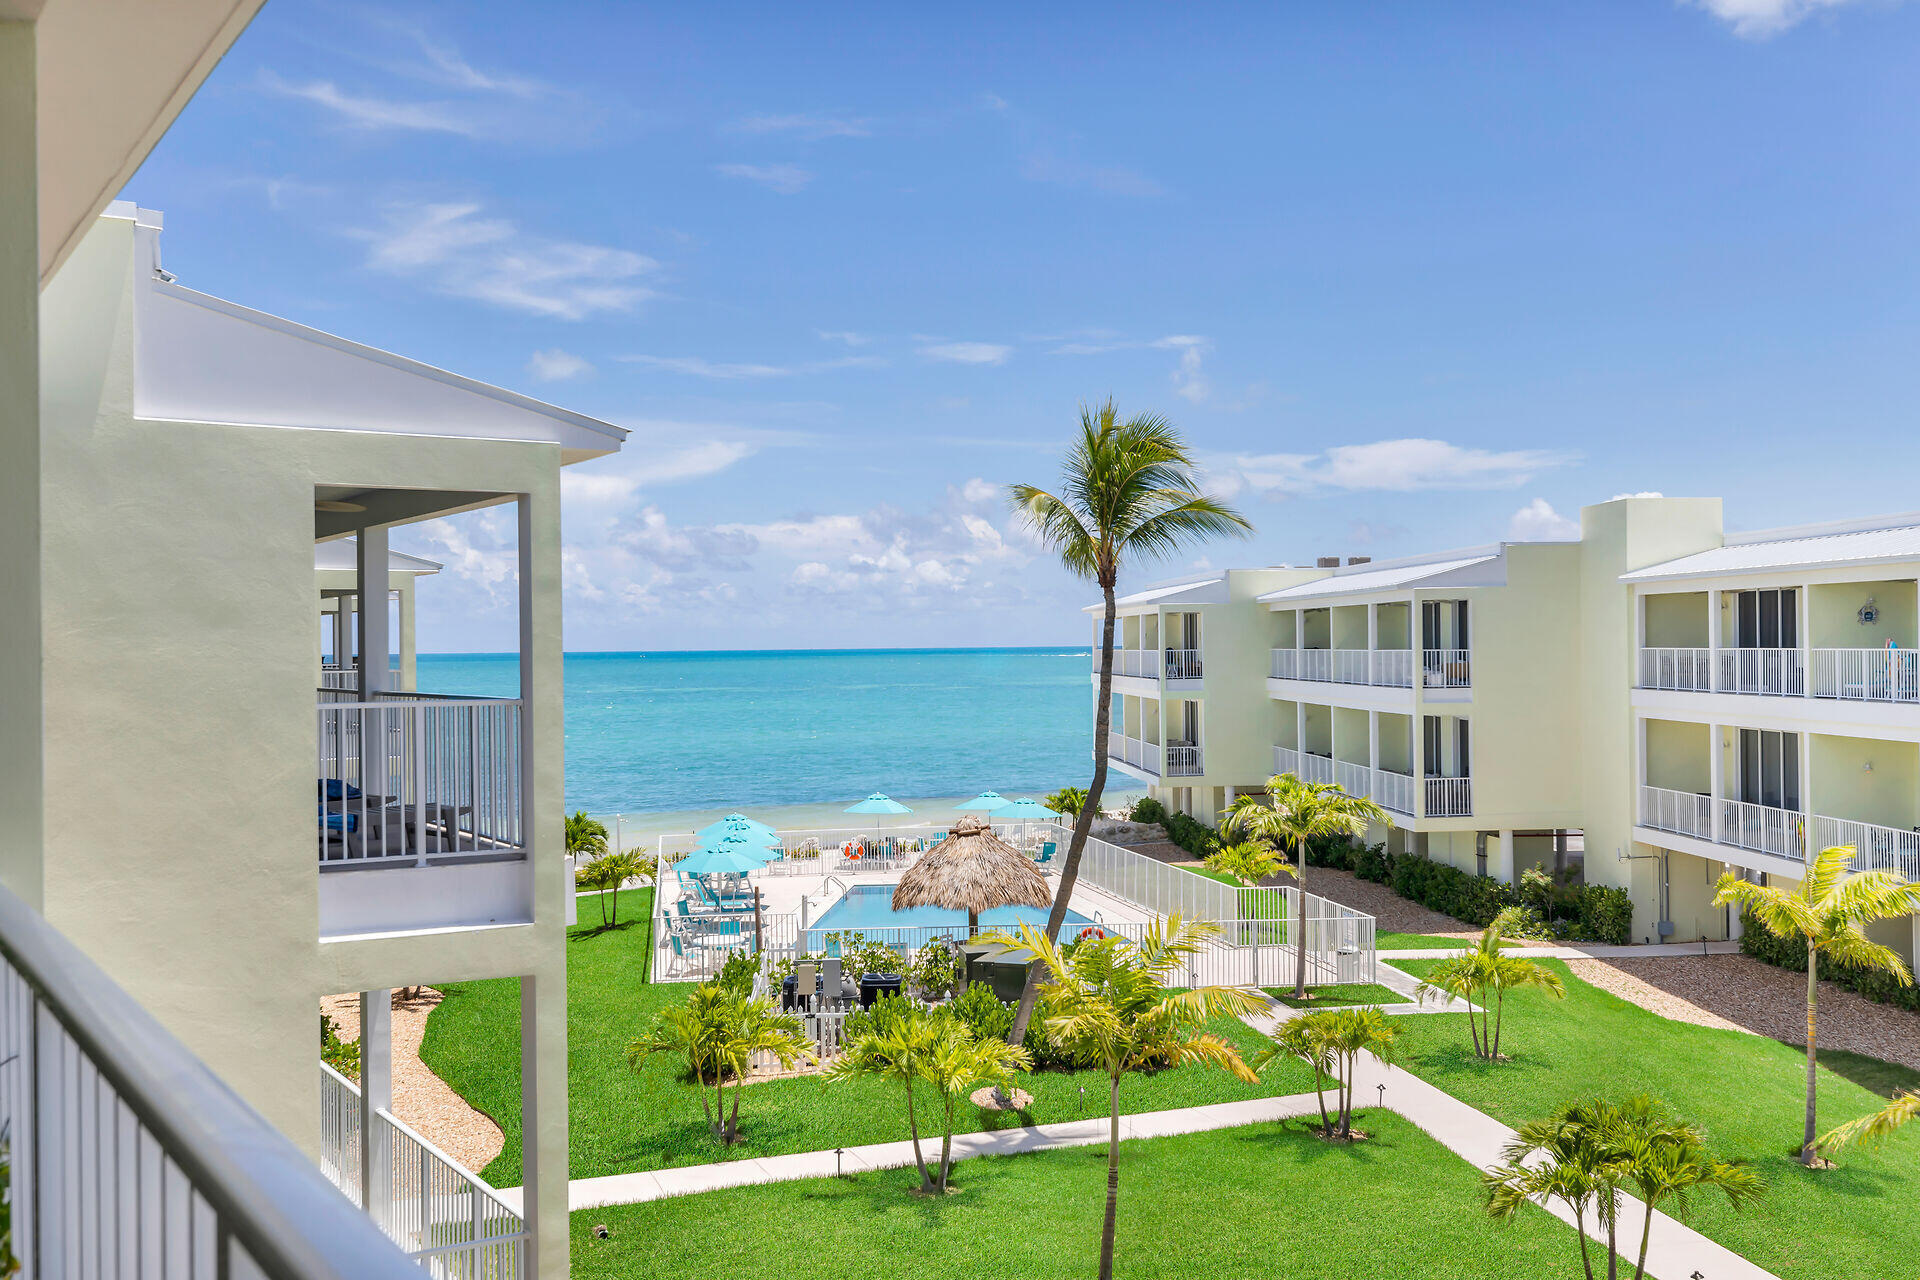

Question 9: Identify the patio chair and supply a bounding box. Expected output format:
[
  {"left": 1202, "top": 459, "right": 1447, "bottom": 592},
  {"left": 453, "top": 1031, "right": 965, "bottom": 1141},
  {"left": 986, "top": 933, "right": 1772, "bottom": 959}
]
[
  {"left": 794, "top": 961, "right": 818, "bottom": 1011},
  {"left": 666, "top": 931, "right": 689, "bottom": 977},
  {"left": 1037, "top": 842, "right": 1056, "bottom": 865}
]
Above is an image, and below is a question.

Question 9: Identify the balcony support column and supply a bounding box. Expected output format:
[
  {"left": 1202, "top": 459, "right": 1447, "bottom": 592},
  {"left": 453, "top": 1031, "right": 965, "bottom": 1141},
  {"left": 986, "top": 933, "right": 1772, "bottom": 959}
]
[
  {"left": 356, "top": 526, "right": 391, "bottom": 697},
  {"left": 1366, "top": 604, "right": 1378, "bottom": 683},
  {"left": 1798, "top": 730, "right": 1813, "bottom": 861},
  {"left": 1492, "top": 829, "right": 1515, "bottom": 885},
  {"left": 358, "top": 989, "right": 393, "bottom": 1219},
  {"left": 1367, "top": 710, "right": 1379, "bottom": 776},
  {"left": 1707, "top": 589, "right": 1723, "bottom": 691},
  {"left": 1709, "top": 721, "right": 1726, "bottom": 845}
]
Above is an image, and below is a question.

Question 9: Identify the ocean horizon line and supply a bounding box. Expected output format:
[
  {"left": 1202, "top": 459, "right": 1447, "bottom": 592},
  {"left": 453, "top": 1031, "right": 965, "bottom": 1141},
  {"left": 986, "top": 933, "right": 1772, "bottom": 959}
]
[{"left": 418, "top": 645, "right": 1093, "bottom": 659}]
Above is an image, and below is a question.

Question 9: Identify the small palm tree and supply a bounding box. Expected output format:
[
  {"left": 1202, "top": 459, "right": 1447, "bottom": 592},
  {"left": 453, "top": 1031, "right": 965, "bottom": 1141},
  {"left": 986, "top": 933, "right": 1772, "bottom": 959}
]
[
  {"left": 1004, "top": 400, "right": 1251, "bottom": 1046},
  {"left": 1256, "top": 1006, "right": 1398, "bottom": 1140},
  {"left": 920, "top": 1023, "right": 1032, "bottom": 1190},
  {"left": 1203, "top": 839, "right": 1291, "bottom": 889},
  {"left": 1821, "top": 1089, "right": 1920, "bottom": 1156},
  {"left": 1255, "top": 1016, "right": 1336, "bottom": 1138},
  {"left": 566, "top": 810, "right": 609, "bottom": 859},
  {"left": 626, "top": 984, "right": 811, "bottom": 1145},
  {"left": 1416, "top": 922, "right": 1565, "bottom": 1061},
  {"left": 575, "top": 849, "right": 649, "bottom": 928},
  {"left": 1223, "top": 774, "right": 1388, "bottom": 998},
  {"left": 1045, "top": 786, "right": 1091, "bottom": 820},
  {"left": 1485, "top": 1096, "right": 1762, "bottom": 1280},
  {"left": 822, "top": 998, "right": 945, "bottom": 1190},
  {"left": 980, "top": 915, "right": 1267, "bottom": 1280},
  {"left": 1713, "top": 844, "right": 1920, "bottom": 1165}
]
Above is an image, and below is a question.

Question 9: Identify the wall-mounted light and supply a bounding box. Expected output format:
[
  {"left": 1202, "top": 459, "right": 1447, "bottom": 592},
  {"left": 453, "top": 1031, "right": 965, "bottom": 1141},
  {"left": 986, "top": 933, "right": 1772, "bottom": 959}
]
[{"left": 1864, "top": 760, "right": 1875, "bottom": 773}]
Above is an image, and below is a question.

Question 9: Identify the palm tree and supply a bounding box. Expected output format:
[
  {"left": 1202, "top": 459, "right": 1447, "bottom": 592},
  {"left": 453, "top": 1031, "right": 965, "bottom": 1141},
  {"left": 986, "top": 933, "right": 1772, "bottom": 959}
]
[
  {"left": 1003, "top": 400, "right": 1251, "bottom": 1046},
  {"left": 626, "top": 984, "right": 811, "bottom": 1145},
  {"left": 920, "top": 1023, "right": 1032, "bottom": 1190},
  {"left": 980, "top": 915, "right": 1267, "bottom": 1280},
  {"left": 1713, "top": 844, "right": 1920, "bottom": 1165},
  {"left": 1255, "top": 1016, "right": 1336, "bottom": 1138},
  {"left": 1415, "top": 922, "right": 1565, "bottom": 1061},
  {"left": 1203, "top": 839, "right": 1291, "bottom": 889},
  {"left": 822, "top": 998, "right": 945, "bottom": 1190},
  {"left": 566, "top": 810, "right": 609, "bottom": 860},
  {"left": 1821, "top": 1089, "right": 1920, "bottom": 1155},
  {"left": 1045, "top": 785, "right": 1091, "bottom": 820},
  {"left": 1256, "top": 1006, "right": 1399, "bottom": 1140},
  {"left": 1222, "top": 773, "right": 1388, "bottom": 999},
  {"left": 575, "top": 849, "right": 650, "bottom": 928},
  {"left": 1485, "top": 1096, "right": 1762, "bottom": 1280}
]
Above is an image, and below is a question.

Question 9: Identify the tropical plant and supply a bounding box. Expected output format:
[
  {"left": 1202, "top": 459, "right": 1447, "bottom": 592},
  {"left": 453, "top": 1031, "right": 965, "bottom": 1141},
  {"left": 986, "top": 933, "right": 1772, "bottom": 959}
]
[
  {"left": 1004, "top": 400, "right": 1251, "bottom": 1045},
  {"left": 565, "top": 810, "right": 609, "bottom": 860},
  {"left": 1415, "top": 921, "right": 1565, "bottom": 1061},
  {"left": 979, "top": 915, "right": 1267, "bottom": 1280},
  {"left": 1203, "top": 839, "right": 1291, "bottom": 889},
  {"left": 1045, "top": 786, "right": 1091, "bottom": 819},
  {"left": 823, "top": 996, "right": 946, "bottom": 1189},
  {"left": 1820, "top": 1089, "right": 1920, "bottom": 1155},
  {"left": 625, "top": 983, "right": 811, "bottom": 1145},
  {"left": 1257, "top": 1016, "right": 1337, "bottom": 1138},
  {"left": 1712, "top": 843, "right": 1920, "bottom": 1165},
  {"left": 320, "top": 1014, "right": 360, "bottom": 1082},
  {"left": 1484, "top": 1096, "right": 1763, "bottom": 1280},
  {"left": 905, "top": 934, "right": 964, "bottom": 1000},
  {"left": 1222, "top": 774, "right": 1389, "bottom": 998},
  {"left": 1254, "top": 1006, "right": 1399, "bottom": 1140},
  {"left": 576, "top": 849, "right": 650, "bottom": 928},
  {"left": 919, "top": 1022, "right": 1032, "bottom": 1190}
]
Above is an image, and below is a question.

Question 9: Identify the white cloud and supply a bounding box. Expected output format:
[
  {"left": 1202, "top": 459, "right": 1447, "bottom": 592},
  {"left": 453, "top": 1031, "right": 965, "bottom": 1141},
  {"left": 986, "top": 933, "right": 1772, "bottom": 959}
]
[
  {"left": 399, "top": 30, "right": 550, "bottom": 98},
  {"left": 1508, "top": 499, "right": 1582, "bottom": 542},
  {"left": 960, "top": 477, "right": 999, "bottom": 504},
  {"left": 1153, "top": 335, "right": 1210, "bottom": 404},
  {"left": 1609, "top": 491, "right": 1666, "bottom": 501},
  {"left": 817, "top": 330, "right": 871, "bottom": 346},
  {"left": 260, "top": 72, "right": 483, "bottom": 136},
  {"left": 919, "top": 341, "right": 1012, "bottom": 366},
  {"left": 730, "top": 112, "right": 871, "bottom": 140},
  {"left": 354, "top": 203, "right": 656, "bottom": 319},
  {"left": 1021, "top": 150, "right": 1164, "bottom": 197},
  {"left": 1686, "top": 0, "right": 1870, "bottom": 38},
  {"left": 714, "top": 163, "right": 814, "bottom": 194},
  {"left": 1221, "top": 439, "right": 1577, "bottom": 497},
  {"left": 528, "top": 348, "right": 591, "bottom": 381},
  {"left": 619, "top": 353, "right": 883, "bottom": 379}
]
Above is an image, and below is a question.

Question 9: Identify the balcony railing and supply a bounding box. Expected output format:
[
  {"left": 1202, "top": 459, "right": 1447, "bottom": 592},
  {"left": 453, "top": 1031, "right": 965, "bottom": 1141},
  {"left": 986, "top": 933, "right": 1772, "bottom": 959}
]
[
  {"left": 1811, "top": 815, "right": 1920, "bottom": 881},
  {"left": 1424, "top": 776, "right": 1473, "bottom": 817},
  {"left": 1273, "top": 745, "right": 1300, "bottom": 776},
  {"left": 1335, "top": 759, "right": 1371, "bottom": 798},
  {"left": 1718, "top": 798, "right": 1808, "bottom": 862},
  {"left": 320, "top": 1065, "right": 527, "bottom": 1275},
  {"left": 317, "top": 691, "right": 524, "bottom": 868},
  {"left": 0, "top": 882, "right": 420, "bottom": 1280},
  {"left": 1718, "top": 648, "right": 1803, "bottom": 697},
  {"left": 1638, "top": 647, "right": 1712, "bottom": 692},
  {"left": 1164, "top": 648, "right": 1203, "bottom": 681},
  {"left": 1422, "top": 648, "right": 1472, "bottom": 689},
  {"left": 1269, "top": 647, "right": 1415, "bottom": 688},
  {"left": 1103, "top": 648, "right": 1162, "bottom": 680},
  {"left": 1809, "top": 648, "right": 1920, "bottom": 703},
  {"left": 1297, "top": 751, "right": 1337, "bottom": 786},
  {"left": 1165, "top": 741, "right": 1204, "bottom": 776},
  {"left": 1640, "top": 784, "right": 1712, "bottom": 841},
  {"left": 1108, "top": 734, "right": 1161, "bottom": 774}
]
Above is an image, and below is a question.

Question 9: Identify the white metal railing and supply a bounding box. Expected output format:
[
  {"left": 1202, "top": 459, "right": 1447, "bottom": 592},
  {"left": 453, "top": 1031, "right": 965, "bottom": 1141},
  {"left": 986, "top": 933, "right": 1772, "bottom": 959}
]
[
  {"left": 1106, "top": 733, "right": 1163, "bottom": 774},
  {"left": 1424, "top": 776, "right": 1473, "bottom": 817},
  {"left": 1638, "top": 647, "right": 1713, "bottom": 692},
  {"left": 1639, "top": 784, "right": 1712, "bottom": 841},
  {"left": 0, "top": 883, "right": 419, "bottom": 1280},
  {"left": 1718, "top": 647, "right": 1803, "bottom": 697},
  {"left": 317, "top": 692, "right": 523, "bottom": 868},
  {"left": 1270, "top": 648, "right": 1297, "bottom": 679},
  {"left": 319, "top": 1064, "right": 526, "bottom": 1277},
  {"left": 1105, "top": 648, "right": 1162, "bottom": 680},
  {"left": 1811, "top": 815, "right": 1920, "bottom": 882},
  {"left": 323, "top": 666, "right": 359, "bottom": 692},
  {"left": 1165, "top": 741, "right": 1204, "bottom": 776},
  {"left": 1297, "top": 751, "right": 1336, "bottom": 785},
  {"left": 1273, "top": 745, "right": 1300, "bottom": 776},
  {"left": 1164, "top": 648, "right": 1203, "bottom": 681},
  {"left": 1718, "top": 798, "right": 1807, "bottom": 862},
  {"left": 1335, "top": 760, "right": 1370, "bottom": 797},
  {"left": 1423, "top": 648, "right": 1472, "bottom": 689},
  {"left": 1333, "top": 649, "right": 1372, "bottom": 685},
  {"left": 1809, "top": 648, "right": 1920, "bottom": 703},
  {"left": 1371, "top": 768, "right": 1416, "bottom": 815},
  {"left": 1271, "top": 648, "right": 1414, "bottom": 689},
  {"left": 1371, "top": 648, "right": 1414, "bottom": 688},
  {"left": 1297, "top": 649, "right": 1334, "bottom": 682}
]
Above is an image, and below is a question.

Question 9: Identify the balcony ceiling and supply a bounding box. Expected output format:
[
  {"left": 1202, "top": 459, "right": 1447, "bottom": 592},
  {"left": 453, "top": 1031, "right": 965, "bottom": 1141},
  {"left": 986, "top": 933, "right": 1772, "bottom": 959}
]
[{"left": 30, "top": 0, "right": 267, "bottom": 285}]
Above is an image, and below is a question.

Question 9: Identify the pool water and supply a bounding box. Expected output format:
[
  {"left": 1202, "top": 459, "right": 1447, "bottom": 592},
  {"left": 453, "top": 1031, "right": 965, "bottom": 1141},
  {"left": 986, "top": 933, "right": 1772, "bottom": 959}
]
[{"left": 809, "top": 883, "right": 1091, "bottom": 934}]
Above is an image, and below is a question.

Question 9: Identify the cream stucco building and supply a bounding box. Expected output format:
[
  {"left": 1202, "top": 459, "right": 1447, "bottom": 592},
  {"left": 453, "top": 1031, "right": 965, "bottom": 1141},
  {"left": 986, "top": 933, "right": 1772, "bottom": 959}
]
[{"left": 1102, "top": 496, "right": 1920, "bottom": 963}]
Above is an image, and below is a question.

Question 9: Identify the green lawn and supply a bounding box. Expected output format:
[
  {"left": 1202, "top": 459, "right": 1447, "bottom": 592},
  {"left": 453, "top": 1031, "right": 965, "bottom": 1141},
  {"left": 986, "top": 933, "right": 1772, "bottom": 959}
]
[
  {"left": 1393, "top": 958, "right": 1920, "bottom": 1280},
  {"left": 1271, "top": 982, "right": 1408, "bottom": 1008},
  {"left": 421, "top": 887, "right": 1318, "bottom": 1184},
  {"left": 570, "top": 1113, "right": 1582, "bottom": 1280},
  {"left": 1378, "top": 930, "right": 1482, "bottom": 950}
]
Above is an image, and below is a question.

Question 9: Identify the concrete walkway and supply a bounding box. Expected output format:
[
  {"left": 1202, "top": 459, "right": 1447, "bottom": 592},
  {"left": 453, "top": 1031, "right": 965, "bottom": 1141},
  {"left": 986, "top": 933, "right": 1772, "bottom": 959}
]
[{"left": 1383, "top": 939, "right": 1744, "bottom": 961}]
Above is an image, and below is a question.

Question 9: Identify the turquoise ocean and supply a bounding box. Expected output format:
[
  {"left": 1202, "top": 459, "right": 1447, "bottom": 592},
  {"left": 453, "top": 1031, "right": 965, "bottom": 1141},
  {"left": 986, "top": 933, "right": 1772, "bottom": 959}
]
[{"left": 416, "top": 648, "right": 1128, "bottom": 840}]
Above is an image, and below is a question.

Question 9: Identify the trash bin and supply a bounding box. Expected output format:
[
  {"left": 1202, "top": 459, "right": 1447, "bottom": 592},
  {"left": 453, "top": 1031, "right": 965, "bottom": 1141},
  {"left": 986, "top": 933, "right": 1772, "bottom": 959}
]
[{"left": 859, "top": 973, "right": 902, "bottom": 1007}]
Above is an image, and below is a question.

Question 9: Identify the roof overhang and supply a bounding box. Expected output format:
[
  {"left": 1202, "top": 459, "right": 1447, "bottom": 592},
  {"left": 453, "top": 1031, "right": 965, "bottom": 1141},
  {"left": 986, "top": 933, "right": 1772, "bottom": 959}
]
[
  {"left": 31, "top": 0, "right": 267, "bottom": 285},
  {"left": 1623, "top": 515, "right": 1920, "bottom": 585},
  {"left": 1260, "top": 550, "right": 1506, "bottom": 605},
  {"left": 1084, "top": 574, "right": 1231, "bottom": 615}
]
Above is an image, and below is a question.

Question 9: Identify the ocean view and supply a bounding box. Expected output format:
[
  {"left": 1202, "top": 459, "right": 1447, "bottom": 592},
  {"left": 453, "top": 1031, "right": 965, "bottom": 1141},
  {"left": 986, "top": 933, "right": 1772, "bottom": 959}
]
[{"left": 417, "top": 647, "right": 1122, "bottom": 834}]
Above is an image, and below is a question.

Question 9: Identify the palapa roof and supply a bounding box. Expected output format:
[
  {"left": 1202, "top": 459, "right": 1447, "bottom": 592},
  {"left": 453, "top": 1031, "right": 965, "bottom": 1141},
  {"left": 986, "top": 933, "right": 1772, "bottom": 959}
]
[{"left": 892, "top": 815, "right": 1052, "bottom": 915}]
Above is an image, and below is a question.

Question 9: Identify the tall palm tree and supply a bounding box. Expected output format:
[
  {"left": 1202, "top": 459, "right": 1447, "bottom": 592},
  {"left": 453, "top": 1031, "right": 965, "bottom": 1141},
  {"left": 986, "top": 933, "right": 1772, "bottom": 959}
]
[
  {"left": 1004, "top": 400, "right": 1251, "bottom": 1044},
  {"left": 1223, "top": 773, "right": 1388, "bottom": 998},
  {"left": 979, "top": 915, "right": 1267, "bottom": 1280},
  {"left": 566, "top": 810, "right": 609, "bottom": 860},
  {"left": 1713, "top": 844, "right": 1920, "bottom": 1166},
  {"left": 1821, "top": 1089, "right": 1920, "bottom": 1156}
]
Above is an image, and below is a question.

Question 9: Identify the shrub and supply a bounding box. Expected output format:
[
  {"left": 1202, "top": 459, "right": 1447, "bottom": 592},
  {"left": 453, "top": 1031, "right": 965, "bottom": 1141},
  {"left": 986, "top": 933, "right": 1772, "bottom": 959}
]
[
  {"left": 950, "top": 982, "right": 1015, "bottom": 1041},
  {"left": 1739, "top": 908, "right": 1920, "bottom": 1014},
  {"left": 321, "top": 1014, "right": 360, "bottom": 1082},
  {"left": 906, "top": 935, "right": 964, "bottom": 1000},
  {"left": 1351, "top": 841, "right": 1393, "bottom": 883},
  {"left": 715, "top": 948, "right": 760, "bottom": 996},
  {"left": 1572, "top": 885, "right": 1633, "bottom": 945},
  {"left": 1127, "top": 795, "right": 1168, "bottom": 826},
  {"left": 1164, "top": 811, "right": 1219, "bottom": 858}
]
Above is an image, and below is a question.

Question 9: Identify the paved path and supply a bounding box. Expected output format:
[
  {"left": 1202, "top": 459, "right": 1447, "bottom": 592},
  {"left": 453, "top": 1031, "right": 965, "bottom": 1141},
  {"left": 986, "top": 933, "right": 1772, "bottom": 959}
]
[{"left": 1382, "top": 940, "right": 1744, "bottom": 961}]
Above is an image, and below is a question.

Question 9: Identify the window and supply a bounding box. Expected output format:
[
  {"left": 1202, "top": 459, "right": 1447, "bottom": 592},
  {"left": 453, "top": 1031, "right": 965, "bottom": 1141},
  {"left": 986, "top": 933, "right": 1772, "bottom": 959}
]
[
  {"left": 1732, "top": 588, "right": 1796, "bottom": 649},
  {"left": 1736, "top": 729, "right": 1800, "bottom": 810},
  {"left": 1422, "top": 716, "right": 1470, "bottom": 778}
]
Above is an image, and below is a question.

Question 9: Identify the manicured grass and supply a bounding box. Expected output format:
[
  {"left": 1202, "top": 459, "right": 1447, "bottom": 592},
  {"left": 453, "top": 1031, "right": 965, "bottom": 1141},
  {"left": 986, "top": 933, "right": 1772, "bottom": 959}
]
[
  {"left": 570, "top": 1113, "right": 1582, "bottom": 1280},
  {"left": 1378, "top": 930, "right": 1479, "bottom": 950},
  {"left": 422, "top": 888, "right": 1318, "bottom": 1184},
  {"left": 1270, "top": 982, "right": 1408, "bottom": 1008},
  {"left": 1393, "top": 958, "right": 1920, "bottom": 1280}
]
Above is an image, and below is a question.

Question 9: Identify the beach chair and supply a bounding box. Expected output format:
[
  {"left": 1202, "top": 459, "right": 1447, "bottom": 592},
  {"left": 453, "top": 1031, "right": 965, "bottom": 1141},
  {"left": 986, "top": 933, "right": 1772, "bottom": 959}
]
[{"left": 1037, "top": 841, "right": 1056, "bottom": 865}]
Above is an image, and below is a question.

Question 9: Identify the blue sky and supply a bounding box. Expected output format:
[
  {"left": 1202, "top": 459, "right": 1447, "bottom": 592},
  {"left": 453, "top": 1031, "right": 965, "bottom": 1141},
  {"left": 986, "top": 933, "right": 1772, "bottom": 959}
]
[{"left": 126, "top": 0, "right": 1920, "bottom": 651}]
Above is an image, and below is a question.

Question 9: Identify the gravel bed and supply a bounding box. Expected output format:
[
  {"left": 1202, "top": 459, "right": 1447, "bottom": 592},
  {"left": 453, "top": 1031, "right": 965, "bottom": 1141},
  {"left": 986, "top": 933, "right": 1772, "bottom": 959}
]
[
  {"left": 1569, "top": 954, "right": 1920, "bottom": 1071},
  {"left": 322, "top": 988, "right": 506, "bottom": 1173}
]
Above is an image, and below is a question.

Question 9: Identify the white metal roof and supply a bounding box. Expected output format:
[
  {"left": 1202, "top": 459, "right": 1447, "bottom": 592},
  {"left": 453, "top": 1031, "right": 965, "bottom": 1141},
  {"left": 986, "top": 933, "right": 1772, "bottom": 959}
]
[
  {"left": 1259, "top": 553, "right": 1502, "bottom": 603},
  {"left": 1084, "top": 574, "right": 1231, "bottom": 614},
  {"left": 1623, "top": 517, "right": 1920, "bottom": 582},
  {"left": 314, "top": 541, "right": 441, "bottom": 576}
]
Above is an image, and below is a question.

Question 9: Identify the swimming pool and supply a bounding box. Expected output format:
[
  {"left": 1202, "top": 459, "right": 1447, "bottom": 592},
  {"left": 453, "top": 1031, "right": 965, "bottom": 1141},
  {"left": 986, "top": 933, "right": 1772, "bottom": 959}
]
[{"left": 808, "top": 883, "right": 1090, "bottom": 939}]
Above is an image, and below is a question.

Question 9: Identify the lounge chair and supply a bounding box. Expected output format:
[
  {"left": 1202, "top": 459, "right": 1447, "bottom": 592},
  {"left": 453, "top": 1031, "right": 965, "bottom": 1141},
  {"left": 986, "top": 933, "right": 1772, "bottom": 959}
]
[{"left": 1037, "top": 842, "right": 1056, "bottom": 865}]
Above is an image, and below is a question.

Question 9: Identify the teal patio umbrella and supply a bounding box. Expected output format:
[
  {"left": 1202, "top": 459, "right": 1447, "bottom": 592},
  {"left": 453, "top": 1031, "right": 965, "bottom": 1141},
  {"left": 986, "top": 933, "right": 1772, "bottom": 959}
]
[
  {"left": 673, "top": 844, "right": 771, "bottom": 878},
  {"left": 694, "top": 814, "right": 778, "bottom": 844},
  {"left": 956, "top": 791, "right": 1011, "bottom": 833},
  {"left": 844, "top": 792, "right": 913, "bottom": 850},
  {"left": 997, "top": 797, "right": 1061, "bottom": 847}
]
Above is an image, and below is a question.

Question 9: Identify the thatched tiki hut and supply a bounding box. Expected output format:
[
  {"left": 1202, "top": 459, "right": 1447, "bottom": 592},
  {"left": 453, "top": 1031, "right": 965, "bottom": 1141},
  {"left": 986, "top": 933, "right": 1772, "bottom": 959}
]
[{"left": 892, "top": 815, "right": 1051, "bottom": 937}]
